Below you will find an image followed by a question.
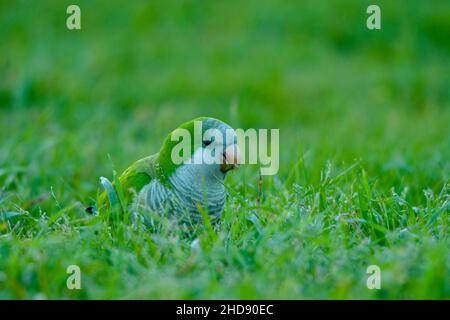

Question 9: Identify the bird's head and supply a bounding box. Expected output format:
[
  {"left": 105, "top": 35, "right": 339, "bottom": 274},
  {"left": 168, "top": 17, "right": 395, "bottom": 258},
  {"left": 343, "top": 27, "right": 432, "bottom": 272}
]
[{"left": 157, "top": 117, "right": 241, "bottom": 182}]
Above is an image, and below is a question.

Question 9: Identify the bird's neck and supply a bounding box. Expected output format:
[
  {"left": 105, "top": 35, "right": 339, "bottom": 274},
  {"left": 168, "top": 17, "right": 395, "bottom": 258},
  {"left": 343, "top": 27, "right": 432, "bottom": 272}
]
[{"left": 168, "top": 164, "right": 226, "bottom": 217}]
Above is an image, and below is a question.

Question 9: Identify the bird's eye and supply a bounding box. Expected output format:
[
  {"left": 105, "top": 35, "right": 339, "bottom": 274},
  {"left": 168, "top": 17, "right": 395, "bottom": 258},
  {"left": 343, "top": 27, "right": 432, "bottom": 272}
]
[{"left": 203, "top": 140, "right": 212, "bottom": 146}]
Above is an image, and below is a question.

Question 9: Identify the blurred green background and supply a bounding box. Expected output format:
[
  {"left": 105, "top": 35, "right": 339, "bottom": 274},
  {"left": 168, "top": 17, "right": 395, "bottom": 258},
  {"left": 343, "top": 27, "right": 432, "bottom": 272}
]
[{"left": 0, "top": 0, "right": 449, "bottom": 299}]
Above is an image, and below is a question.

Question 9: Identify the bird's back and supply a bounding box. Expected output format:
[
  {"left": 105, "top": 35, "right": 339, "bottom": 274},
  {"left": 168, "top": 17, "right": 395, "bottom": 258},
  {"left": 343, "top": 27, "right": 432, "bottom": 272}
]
[{"left": 94, "top": 153, "right": 159, "bottom": 211}]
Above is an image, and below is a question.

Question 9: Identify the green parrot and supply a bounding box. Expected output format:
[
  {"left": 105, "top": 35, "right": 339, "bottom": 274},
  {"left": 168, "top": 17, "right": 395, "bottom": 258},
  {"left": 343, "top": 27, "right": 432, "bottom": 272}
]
[{"left": 87, "top": 117, "right": 241, "bottom": 222}]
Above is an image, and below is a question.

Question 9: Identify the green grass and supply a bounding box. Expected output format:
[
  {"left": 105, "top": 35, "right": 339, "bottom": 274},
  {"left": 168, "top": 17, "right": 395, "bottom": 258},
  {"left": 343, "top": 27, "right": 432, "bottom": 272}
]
[{"left": 0, "top": 0, "right": 449, "bottom": 299}]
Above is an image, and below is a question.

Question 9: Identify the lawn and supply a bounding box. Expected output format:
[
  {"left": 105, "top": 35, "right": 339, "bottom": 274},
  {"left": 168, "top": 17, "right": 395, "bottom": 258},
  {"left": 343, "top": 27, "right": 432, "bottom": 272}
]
[{"left": 0, "top": 0, "right": 449, "bottom": 299}]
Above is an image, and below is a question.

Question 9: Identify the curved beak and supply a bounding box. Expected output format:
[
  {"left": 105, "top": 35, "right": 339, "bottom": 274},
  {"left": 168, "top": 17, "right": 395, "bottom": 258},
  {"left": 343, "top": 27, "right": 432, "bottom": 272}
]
[{"left": 220, "top": 144, "right": 241, "bottom": 173}]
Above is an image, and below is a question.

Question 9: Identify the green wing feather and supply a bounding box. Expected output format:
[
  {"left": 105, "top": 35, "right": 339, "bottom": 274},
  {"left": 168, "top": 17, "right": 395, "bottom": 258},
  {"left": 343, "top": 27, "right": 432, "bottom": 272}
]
[{"left": 95, "top": 154, "right": 159, "bottom": 211}]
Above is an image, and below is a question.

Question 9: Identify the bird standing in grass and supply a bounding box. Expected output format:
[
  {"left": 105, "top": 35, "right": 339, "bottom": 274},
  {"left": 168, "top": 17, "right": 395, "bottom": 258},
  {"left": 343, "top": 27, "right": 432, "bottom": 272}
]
[{"left": 87, "top": 117, "right": 241, "bottom": 223}]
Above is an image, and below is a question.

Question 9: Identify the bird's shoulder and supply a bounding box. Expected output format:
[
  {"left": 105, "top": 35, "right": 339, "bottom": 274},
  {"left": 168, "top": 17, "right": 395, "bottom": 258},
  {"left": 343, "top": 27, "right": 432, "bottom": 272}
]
[{"left": 120, "top": 153, "right": 159, "bottom": 189}]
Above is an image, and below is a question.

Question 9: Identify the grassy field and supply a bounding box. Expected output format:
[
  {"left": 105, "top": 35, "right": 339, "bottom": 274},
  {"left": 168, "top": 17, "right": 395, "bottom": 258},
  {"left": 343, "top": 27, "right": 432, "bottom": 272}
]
[{"left": 0, "top": 0, "right": 449, "bottom": 299}]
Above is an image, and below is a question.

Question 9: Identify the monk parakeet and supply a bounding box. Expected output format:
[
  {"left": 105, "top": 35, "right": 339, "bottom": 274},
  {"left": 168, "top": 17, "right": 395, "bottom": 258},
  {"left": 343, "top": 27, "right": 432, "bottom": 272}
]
[{"left": 87, "top": 117, "right": 241, "bottom": 222}]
